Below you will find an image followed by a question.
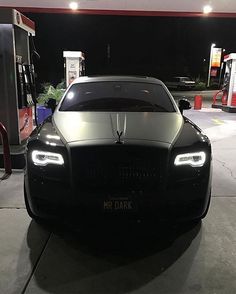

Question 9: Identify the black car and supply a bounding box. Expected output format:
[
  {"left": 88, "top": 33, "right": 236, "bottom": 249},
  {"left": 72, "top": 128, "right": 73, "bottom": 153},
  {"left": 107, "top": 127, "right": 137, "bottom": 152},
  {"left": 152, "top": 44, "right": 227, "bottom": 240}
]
[{"left": 24, "top": 76, "right": 212, "bottom": 223}]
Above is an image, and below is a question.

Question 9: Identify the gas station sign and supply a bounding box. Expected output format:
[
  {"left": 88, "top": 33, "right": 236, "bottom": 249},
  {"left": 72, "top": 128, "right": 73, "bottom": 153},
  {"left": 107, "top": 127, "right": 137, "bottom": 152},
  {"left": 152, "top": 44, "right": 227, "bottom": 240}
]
[
  {"left": 211, "top": 48, "right": 222, "bottom": 67},
  {"left": 210, "top": 68, "right": 218, "bottom": 77}
]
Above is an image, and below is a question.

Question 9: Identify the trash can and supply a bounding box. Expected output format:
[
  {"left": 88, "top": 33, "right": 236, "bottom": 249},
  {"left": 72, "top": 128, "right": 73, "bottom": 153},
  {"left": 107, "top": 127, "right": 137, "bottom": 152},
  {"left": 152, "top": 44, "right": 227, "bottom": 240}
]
[{"left": 36, "top": 106, "right": 52, "bottom": 124}]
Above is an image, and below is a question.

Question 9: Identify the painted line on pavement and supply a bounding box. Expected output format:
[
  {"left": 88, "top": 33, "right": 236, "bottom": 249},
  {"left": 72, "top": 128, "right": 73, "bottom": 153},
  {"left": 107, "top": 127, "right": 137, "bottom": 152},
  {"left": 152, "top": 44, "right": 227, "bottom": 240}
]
[
  {"left": 211, "top": 118, "right": 225, "bottom": 125},
  {"left": 203, "top": 120, "right": 236, "bottom": 141}
]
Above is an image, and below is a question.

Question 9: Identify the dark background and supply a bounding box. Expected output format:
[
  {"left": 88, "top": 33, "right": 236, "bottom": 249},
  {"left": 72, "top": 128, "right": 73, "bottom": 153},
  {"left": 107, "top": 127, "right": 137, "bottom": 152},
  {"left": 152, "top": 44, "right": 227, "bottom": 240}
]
[{"left": 26, "top": 13, "right": 236, "bottom": 86}]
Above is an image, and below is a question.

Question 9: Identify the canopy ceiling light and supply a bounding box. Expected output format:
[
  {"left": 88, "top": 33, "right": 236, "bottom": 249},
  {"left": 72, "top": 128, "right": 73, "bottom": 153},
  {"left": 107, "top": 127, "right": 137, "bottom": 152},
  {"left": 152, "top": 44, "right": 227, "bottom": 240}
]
[
  {"left": 203, "top": 5, "right": 213, "bottom": 14},
  {"left": 69, "top": 2, "right": 78, "bottom": 10}
]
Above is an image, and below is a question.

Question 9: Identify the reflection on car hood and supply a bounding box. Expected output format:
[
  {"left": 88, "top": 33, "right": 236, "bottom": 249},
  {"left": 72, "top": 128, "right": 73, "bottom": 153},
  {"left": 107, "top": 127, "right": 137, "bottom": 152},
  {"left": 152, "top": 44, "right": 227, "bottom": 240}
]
[{"left": 53, "top": 112, "right": 183, "bottom": 144}]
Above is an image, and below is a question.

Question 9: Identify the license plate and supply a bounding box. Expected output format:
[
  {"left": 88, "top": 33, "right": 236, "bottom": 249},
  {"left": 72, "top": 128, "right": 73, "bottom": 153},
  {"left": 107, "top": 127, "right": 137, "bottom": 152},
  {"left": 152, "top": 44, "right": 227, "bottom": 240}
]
[{"left": 103, "top": 199, "right": 134, "bottom": 211}]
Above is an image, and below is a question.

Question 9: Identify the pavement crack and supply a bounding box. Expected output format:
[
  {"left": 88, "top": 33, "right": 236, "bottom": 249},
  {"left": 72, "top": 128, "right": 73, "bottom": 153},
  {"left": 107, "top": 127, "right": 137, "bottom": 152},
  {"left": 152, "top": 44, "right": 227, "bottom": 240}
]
[{"left": 215, "top": 159, "right": 236, "bottom": 181}]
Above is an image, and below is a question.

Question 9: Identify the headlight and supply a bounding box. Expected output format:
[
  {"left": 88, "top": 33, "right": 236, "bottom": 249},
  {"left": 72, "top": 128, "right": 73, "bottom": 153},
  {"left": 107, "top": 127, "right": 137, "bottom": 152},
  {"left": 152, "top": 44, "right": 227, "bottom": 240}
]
[
  {"left": 174, "top": 152, "right": 206, "bottom": 167},
  {"left": 32, "top": 150, "right": 64, "bottom": 166}
]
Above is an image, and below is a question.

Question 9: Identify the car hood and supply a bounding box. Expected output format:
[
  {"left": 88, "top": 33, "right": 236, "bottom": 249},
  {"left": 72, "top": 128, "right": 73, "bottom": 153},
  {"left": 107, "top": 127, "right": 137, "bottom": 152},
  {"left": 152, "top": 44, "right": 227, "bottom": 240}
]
[{"left": 53, "top": 111, "right": 183, "bottom": 145}]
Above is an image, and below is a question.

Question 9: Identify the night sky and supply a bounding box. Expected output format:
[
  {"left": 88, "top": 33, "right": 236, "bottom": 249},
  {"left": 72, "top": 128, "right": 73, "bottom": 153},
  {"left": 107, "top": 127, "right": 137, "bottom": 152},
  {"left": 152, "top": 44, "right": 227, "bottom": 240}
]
[{"left": 26, "top": 13, "right": 236, "bottom": 87}]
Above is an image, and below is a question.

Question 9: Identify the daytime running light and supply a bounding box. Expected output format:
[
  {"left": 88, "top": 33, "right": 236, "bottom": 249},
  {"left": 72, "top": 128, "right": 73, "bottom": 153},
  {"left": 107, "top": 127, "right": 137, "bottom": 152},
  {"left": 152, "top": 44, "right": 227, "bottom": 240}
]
[
  {"left": 32, "top": 150, "right": 64, "bottom": 166},
  {"left": 174, "top": 152, "right": 206, "bottom": 167}
]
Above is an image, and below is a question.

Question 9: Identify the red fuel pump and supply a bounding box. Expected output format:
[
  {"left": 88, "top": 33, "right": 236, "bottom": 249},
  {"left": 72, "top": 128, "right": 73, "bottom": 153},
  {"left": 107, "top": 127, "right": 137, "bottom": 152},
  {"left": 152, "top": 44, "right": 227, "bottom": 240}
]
[
  {"left": 212, "top": 53, "right": 236, "bottom": 112},
  {"left": 0, "top": 8, "right": 37, "bottom": 168},
  {"left": 0, "top": 9, "right": 37, "bottom": 145}
]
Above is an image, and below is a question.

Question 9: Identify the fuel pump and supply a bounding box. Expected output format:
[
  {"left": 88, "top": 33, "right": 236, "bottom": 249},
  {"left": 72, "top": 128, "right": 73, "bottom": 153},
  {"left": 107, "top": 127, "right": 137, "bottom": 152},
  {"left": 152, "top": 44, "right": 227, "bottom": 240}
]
[
  {"left": 0, "top": 8, "right": 36, "bottom": 146},
  {"left": 212, "top": 53, "right": 236, "bottom": 112},
  {"left": 222, "top": 54, "right": 236, "bottom": 111},
  {"left": 0, "top": 8, "right": 37, "bottom": 167},
  {"left": 63, "top": 51, "right": 85, "bottom": 87}
]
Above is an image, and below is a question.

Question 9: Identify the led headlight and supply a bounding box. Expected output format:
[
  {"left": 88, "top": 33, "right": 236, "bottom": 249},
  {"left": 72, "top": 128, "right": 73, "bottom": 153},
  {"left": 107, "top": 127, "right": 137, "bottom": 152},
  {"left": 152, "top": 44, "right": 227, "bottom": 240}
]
[
  {"left": 32, "top": 150, "right": 64, "bottom": 166},
  {"left": 174, "top": 151, "right": 206, "bottom": 167}
]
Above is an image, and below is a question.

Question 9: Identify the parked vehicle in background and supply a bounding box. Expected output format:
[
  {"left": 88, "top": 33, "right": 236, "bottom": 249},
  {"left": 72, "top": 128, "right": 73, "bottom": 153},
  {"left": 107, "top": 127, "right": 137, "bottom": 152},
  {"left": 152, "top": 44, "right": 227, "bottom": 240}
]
[{"left": 165, "top": 77, "right": 196, "bottom": 90}]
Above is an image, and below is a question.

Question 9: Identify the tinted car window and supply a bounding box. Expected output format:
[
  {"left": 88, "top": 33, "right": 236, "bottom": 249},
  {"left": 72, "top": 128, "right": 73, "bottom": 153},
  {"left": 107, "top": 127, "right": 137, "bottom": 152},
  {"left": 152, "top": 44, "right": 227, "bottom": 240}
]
[{"left": 60, "top": 81, "right": 175, "bottom": 112}]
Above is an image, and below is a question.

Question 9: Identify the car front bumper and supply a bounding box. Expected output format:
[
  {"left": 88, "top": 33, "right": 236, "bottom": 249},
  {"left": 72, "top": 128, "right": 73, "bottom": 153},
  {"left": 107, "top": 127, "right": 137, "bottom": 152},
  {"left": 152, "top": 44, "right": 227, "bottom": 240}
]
[{"left": 24, "top": 170, "right": 211, "bottom": 222}]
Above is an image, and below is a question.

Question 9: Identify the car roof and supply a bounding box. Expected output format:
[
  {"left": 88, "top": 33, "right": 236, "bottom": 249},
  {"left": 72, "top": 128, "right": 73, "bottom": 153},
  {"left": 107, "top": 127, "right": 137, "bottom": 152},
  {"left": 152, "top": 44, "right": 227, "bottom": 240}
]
[{"left": 72, "top": 75, "right": 163, "bottom": 85}]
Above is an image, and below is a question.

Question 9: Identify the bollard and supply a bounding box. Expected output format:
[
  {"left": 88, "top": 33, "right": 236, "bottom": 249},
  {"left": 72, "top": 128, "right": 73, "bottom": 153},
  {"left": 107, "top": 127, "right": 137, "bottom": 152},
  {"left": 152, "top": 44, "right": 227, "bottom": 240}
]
[
  {"left": 0, "top": 122, "right": 12, "bottom": 177},
  {"left": 194, "top": 95, "right": 202, "bottom": 110}
]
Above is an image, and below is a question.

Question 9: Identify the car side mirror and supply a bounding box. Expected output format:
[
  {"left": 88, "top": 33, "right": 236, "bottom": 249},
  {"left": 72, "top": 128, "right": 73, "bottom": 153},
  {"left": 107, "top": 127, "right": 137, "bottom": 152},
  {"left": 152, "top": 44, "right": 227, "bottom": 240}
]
[
  {"left": 45, "top": 98, "right": 57, "bottom": 113},
  {"left": 178, "top": 98, "right": 191, "bottom": 114}
]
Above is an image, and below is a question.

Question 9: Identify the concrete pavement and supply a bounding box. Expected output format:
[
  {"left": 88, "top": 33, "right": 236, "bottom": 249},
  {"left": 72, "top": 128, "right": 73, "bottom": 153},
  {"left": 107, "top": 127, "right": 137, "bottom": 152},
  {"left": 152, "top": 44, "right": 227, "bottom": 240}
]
[{"left": 1, "top": 107, "right": 236, "bottom": 294}]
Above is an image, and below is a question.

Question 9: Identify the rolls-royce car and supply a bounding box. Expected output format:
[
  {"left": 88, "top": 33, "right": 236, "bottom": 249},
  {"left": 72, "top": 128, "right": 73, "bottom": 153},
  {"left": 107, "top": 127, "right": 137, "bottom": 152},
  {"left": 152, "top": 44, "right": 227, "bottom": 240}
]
[{"left": 24, "top": 76, "right": 212, "bottom": 223}]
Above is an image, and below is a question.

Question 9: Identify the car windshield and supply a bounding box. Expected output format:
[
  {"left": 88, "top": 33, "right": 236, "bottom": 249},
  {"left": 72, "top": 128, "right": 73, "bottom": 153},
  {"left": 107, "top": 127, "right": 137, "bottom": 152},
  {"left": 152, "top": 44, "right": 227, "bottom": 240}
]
[
  {"left": 181, "top": 77, "right": 191, "bottom": 81},
  {"left": 59, "top": 81, "right": 175, "bottom": 112}
]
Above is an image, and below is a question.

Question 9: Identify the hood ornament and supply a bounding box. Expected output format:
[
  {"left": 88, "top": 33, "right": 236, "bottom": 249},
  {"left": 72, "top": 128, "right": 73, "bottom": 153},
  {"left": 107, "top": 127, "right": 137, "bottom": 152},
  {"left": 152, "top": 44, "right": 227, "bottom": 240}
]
[
  {"left": 115, "top": 113, "right": 125, "bottom": 144},
  {"left": 115, "top": 131, "right": 124, "bottom": 144}
]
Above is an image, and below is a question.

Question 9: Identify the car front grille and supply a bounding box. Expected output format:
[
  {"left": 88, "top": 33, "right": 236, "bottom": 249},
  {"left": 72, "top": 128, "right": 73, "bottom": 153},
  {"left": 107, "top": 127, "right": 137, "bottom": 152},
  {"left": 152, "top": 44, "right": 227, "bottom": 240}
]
[
  {"left": 83, "top": 161, "right": 158, "bottom": 187},
  {"left": 70, "top": 145, "right": 167, "bottom": 191}
]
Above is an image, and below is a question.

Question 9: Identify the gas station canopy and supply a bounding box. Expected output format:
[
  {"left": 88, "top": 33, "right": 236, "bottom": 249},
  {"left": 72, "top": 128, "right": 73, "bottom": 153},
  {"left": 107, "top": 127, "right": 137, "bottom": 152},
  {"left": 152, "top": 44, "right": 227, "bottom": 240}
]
[{"left": 1, "top": 0, "right": 236, "bottom": 17}]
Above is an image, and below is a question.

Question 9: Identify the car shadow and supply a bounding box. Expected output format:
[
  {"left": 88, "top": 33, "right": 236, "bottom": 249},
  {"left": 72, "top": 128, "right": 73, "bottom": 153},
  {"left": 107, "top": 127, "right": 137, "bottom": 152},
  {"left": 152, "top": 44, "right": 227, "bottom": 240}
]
[{"left": 26, "top": 220, "right": 202, "bottom": 293}]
